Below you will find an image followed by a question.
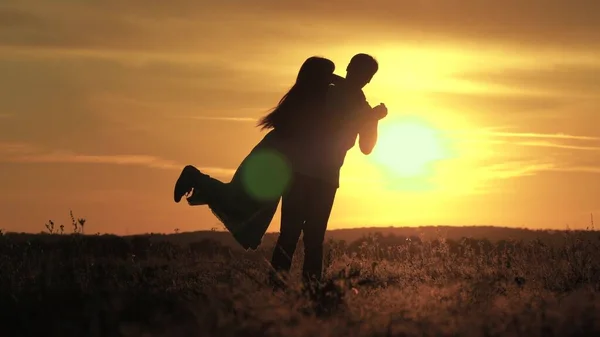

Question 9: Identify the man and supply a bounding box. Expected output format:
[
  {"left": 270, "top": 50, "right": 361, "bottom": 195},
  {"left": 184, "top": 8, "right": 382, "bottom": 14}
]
[{"left": 270, "top": 53, "right": 388, "bottom": 287}]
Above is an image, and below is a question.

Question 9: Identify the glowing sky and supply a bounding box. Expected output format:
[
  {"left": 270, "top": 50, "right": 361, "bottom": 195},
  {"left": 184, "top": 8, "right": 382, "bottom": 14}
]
[{"left": 1, "top": 0, "right": 599, "bottom": 234}]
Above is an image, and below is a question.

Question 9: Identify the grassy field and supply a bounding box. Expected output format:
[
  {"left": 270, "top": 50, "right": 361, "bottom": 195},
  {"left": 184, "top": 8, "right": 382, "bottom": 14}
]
[{"left": 2, "top": 224, "right": 600, "bottom": 337}]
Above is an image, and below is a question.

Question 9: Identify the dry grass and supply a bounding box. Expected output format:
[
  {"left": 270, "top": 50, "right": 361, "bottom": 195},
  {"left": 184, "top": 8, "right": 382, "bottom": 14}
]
[{"left": 1, "top": 226, "right": 600, "bottom": 337}]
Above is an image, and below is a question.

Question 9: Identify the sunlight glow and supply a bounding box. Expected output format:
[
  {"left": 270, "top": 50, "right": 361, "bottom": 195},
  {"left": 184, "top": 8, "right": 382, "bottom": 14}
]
[{"left": 372, "top": 118, "right": 449, "bottom": 177}]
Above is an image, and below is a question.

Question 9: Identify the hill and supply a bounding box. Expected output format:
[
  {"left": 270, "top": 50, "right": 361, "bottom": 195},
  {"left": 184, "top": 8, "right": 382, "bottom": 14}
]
[
  {"left": 5, "top": 225, "right": 595, "bottom": 250},
  {"left": 115, "top": 225, "right": 595, "bottom": 249}
]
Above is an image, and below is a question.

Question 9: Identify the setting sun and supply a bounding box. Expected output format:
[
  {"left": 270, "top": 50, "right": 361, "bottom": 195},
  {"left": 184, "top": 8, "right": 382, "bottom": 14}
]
[{"left": 371, "top": 117, "right": 449, "bottom": 177}]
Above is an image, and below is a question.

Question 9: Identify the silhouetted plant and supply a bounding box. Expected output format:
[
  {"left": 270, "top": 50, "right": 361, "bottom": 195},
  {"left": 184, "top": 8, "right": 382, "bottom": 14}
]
[
  {"left": 44, "top": 220, "right": 55, "bottom": 234},
  {"left": 69, "top": 210, "right": 86, "bottom": 234}
]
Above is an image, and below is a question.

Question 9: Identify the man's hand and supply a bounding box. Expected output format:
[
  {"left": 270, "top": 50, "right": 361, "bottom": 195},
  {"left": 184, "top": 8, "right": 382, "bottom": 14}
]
[{"left": 373, "top": 103, "right": 388, "bottom": 120}]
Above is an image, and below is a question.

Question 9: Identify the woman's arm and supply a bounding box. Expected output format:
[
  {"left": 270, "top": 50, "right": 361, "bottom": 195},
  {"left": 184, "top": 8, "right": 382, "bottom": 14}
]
[{"left": 331, "top": 74, "right": 345, "bottom": 85}]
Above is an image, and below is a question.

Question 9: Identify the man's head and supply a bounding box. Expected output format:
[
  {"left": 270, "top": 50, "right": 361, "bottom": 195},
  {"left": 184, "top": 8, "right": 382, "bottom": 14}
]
[{"left": 345, "top": 53, "right": 378, "bottom": 89}]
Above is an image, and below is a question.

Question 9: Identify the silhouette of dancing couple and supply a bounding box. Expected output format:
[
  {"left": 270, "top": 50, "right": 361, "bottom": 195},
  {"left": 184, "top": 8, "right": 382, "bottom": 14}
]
[{"left": 174, "top": 53, "right": 388, "bottom": 289}]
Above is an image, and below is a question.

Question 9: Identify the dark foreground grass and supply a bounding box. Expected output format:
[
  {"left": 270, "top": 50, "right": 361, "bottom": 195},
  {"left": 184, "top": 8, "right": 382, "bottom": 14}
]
[{"left": 1, "top": 229, "right": 600, "bottom": 337}]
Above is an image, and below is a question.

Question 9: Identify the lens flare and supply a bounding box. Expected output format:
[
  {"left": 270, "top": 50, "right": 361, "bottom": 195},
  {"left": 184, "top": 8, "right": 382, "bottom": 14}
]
[{"left": 241, "top": 148, "right": 291, "bottom": 201}]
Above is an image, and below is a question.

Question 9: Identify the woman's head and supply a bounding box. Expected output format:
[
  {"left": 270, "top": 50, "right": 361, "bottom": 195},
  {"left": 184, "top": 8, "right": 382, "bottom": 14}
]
[
  {"left": 295, "top": 56, "right": 335, "bottom": 88},
  {"left": 257, "top": 56, "right": 335, "bottom": 131}
]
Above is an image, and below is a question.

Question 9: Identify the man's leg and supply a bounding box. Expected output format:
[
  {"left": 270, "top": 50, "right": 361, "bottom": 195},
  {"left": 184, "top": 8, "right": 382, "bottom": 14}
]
[
  {"left": 301, "top": 179, "right": 337, "bottom": 283},
  {"left": 270, "top": 174, "right": 307, "bottom": 277}
]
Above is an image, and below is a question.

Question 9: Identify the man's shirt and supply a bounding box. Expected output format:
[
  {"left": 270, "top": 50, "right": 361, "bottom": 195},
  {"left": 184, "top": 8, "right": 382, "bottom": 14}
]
[{"left": 291, "top": 82, "right": 372, "bottom": 187}]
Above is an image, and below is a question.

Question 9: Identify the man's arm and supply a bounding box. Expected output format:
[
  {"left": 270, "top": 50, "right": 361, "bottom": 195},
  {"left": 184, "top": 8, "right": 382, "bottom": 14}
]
[
  {"left": 358, "top": 114, "right": 379, "bottom": 155},
  {"left": 358, "top": 103, "right": 387, "bottom": 155}
]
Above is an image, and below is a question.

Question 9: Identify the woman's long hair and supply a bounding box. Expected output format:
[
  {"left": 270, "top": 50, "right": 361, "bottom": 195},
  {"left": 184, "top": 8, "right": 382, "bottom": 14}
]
[{"left": 257, "top": 57, "right": 335, "bottom": 132}]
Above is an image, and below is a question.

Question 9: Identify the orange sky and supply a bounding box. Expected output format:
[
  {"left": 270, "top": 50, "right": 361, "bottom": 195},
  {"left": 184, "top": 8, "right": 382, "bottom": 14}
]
[{"left": 1, "top": 0, "right": 599, "bottom": 234}]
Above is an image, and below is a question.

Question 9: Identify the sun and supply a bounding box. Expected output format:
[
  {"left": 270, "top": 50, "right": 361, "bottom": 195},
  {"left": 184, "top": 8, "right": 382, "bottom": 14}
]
[{"left": 371, "top": 118, "right": 448, "bottom": 177}]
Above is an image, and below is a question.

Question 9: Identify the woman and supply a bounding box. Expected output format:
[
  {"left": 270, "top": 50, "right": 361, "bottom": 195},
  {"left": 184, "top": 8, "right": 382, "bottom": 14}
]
[{"left": 173, "top": 56, "right": 340, "bottom": 251}]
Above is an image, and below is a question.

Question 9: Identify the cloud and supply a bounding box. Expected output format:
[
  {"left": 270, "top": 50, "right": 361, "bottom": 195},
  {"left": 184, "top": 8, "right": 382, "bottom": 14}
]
[
  {"left": 1, "top": 0, "right": 598, "bottom": 57},
  {"left": 448, "top": 130, "right": 600, "bottom": 141},
  {"left": 446, "top": 129, "right": 600, "bottom": 152},
  {"left": 0, "top": 1, "right": 322, "bottom": 59},
  {"left": 427, "top": 89, "right": 599, "bottom": 144},
  {"left": 461, "top": 139, "right": 600, "bottom": 152},
  {"left": 488, "top": 132, "right": 599, "bottom": 141},
  {"left": 443, "top": 159, "right": 556, "bottom": 194},
  {"left": 550, "top": 166, "right": 600, "bottom": 174},
  {"left": 0, "top": 142, "right": 236, "bottom": 177},
  {"left": 469, "top": 143, "right": 600, "bottom": 185},
  {"left": 80, "top": 64, "right": 285, "bottom": 113},
  {"left": 0, "top": 51, "right": 286, "bottom": 153},
  {"left": 0, "top": 6, "right": 47, "bottom": 30},
  {"left": 0, "top": 141, "right": 35, "bottom": 154},
  {"left": 461, "top": 160, "right": 556, "bottom": 194},
  {"left": 455, "top": 64, "right": 600, "bottom": 97},
  {"left": 253, "top": 0, "right": 600, "bottom": 43},
  {"left": 9, "top": 152, "right": 181, "bottom": 169},
  {"left": 510, "top": 141, "right": 600, "bottom": 151},
  {"left": 178, "top": 116, "right": 258, "bottom": 123},
  {"left": 480, "top": 160, "right": 556, "bottom": 180},
  {"left": 428, "top": 91, "right": 571, "bottom": 119},
  {"left": 491, "top": 132, "right": 600, "bottom": 140}
]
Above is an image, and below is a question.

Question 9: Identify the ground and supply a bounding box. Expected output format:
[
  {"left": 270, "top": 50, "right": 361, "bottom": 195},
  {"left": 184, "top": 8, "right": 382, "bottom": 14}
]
[{"left": 1, "top": 227, "right": 599, "bottom": 337}]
